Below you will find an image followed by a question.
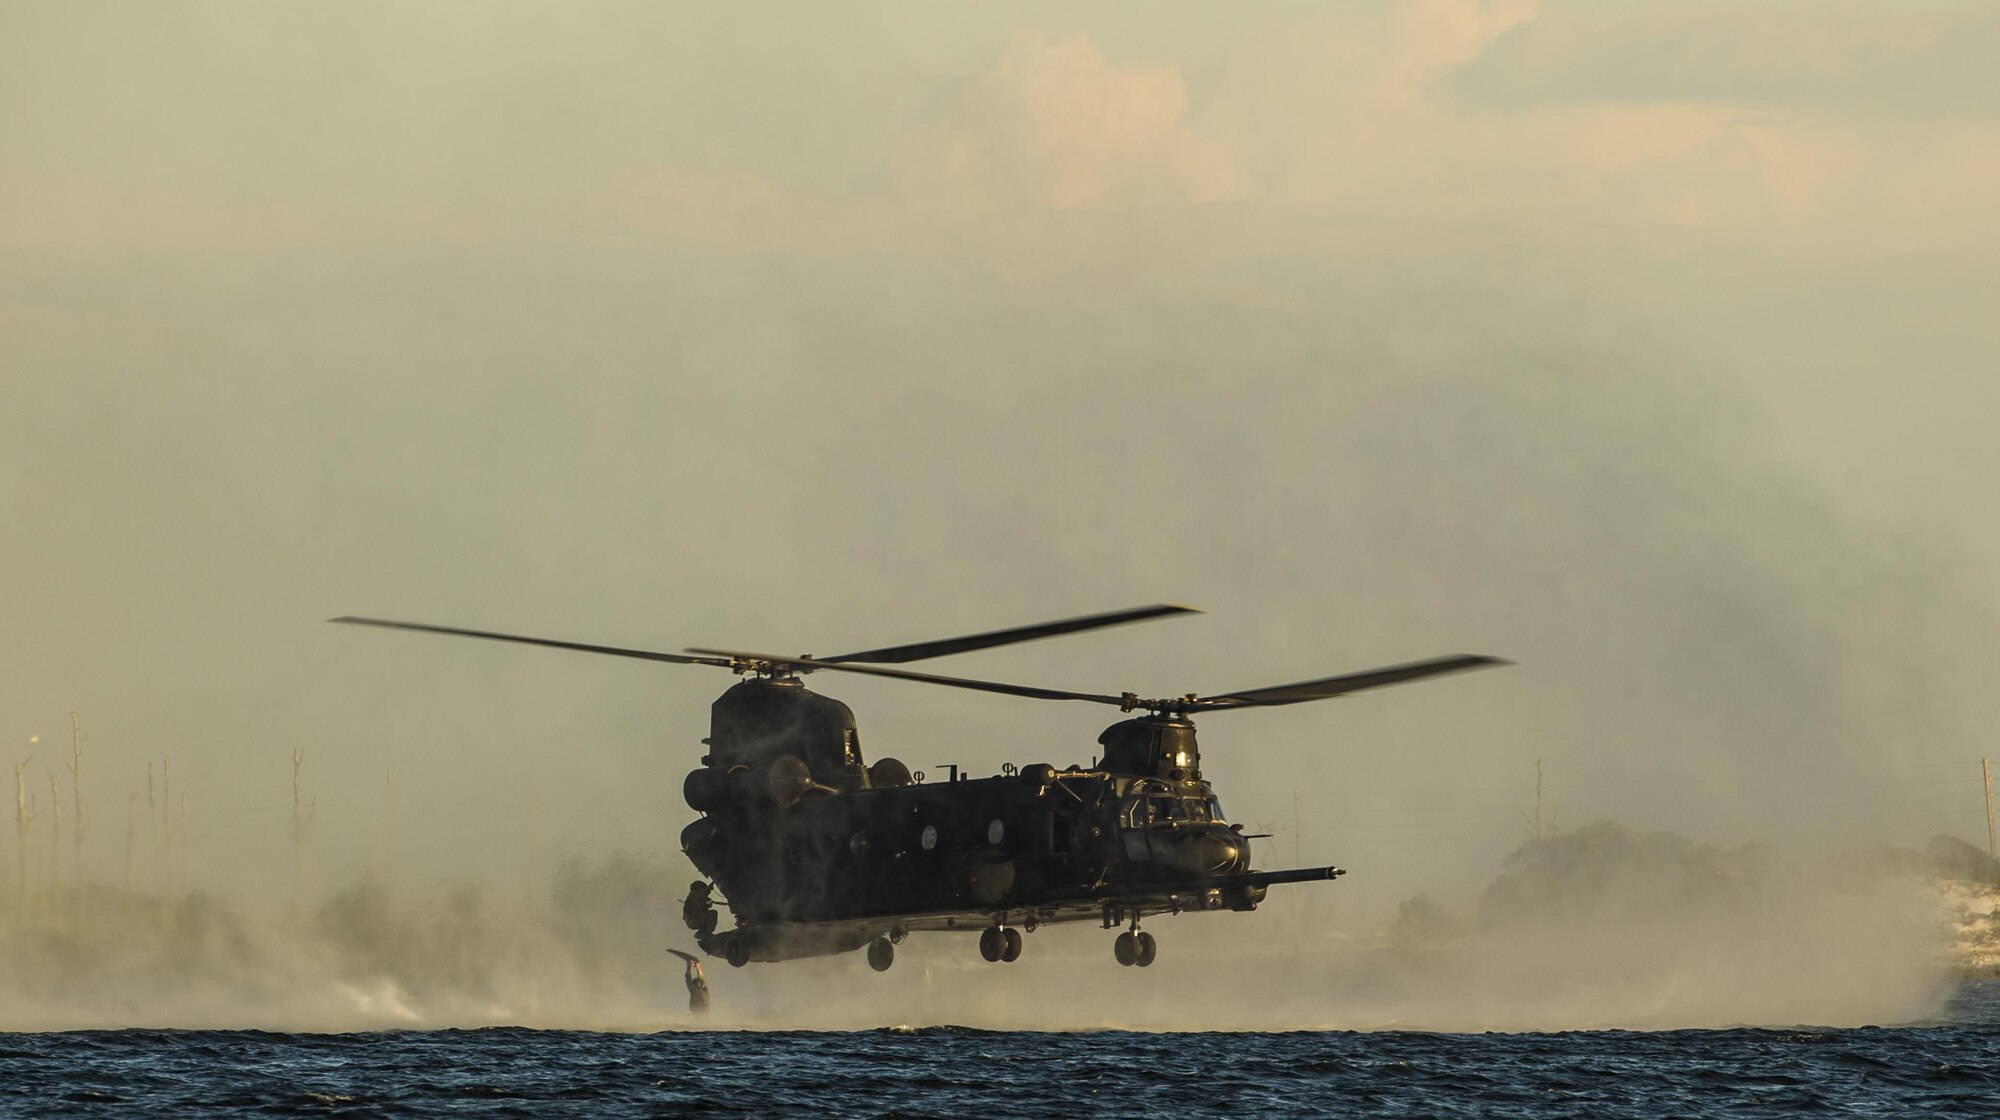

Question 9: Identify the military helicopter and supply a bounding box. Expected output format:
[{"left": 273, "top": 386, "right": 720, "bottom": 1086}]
[{"left": 331, "top": 606, "right": 1504, "bottom": 971}]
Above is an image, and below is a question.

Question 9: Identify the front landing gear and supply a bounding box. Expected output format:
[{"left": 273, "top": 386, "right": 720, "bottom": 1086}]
[
  {"left": 979, "top": 925, "right": 1024, "bottom": 963},
  {"left": 1113, "top": 929, "right": 1157, "bottom": 967}
]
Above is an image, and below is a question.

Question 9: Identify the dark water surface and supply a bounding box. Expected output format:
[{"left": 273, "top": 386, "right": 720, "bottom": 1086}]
[{"left": 7, "top": 984, "right": 1998, "bottom": 1118}]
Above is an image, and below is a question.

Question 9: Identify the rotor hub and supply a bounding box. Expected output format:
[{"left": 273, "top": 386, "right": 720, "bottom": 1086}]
[{"left": 1120, "top": 693, "right": 1204, "bottom": 717}]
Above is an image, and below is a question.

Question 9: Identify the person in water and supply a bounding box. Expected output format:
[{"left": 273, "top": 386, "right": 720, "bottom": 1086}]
[
  {"left": 671, "top": 949, "right": 711, "bottom": 1013},
  {"left": 686, "top": 958, "right": 710, "bottom": 1013}
]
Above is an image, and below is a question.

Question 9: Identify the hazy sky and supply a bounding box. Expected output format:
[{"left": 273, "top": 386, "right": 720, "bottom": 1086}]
[{"left": 5, "top": 0, "right": 1999, "bottom": 922}]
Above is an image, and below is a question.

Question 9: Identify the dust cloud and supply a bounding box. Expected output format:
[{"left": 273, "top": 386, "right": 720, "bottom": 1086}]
[
  {"left": 6, "top": 3, "right": 1998, "bottom": 1032},
  {"left": 0, "top": 826, "right": 1955, "bottom": 1032}
]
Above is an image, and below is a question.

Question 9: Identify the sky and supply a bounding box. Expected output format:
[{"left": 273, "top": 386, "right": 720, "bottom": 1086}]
[{"left": 5, "top": 0, "right": 2000, "bottom": 940}]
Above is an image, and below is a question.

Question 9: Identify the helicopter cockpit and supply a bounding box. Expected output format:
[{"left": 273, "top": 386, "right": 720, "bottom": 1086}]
[{"left": 1117, "top": 784, "right": 1246, "bottom": 875}]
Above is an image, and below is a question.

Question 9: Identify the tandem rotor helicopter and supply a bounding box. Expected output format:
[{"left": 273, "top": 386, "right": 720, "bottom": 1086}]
[{"left": 331, "top": 606, "right": 1506, "bottom": 971}]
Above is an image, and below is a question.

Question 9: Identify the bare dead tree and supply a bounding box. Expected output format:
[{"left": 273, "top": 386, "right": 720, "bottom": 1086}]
[
  {"left": 125, "top": 791, "right": 137, "bottom": 890},
  {"left": 291, "top": 748, "right": 306, "bottom": 903},
  {"left": 161, "top": 756, "right": 172, "bottom": 894},
  {"left": 25, "top": 790, "right": 37, "bottom": 911},
  {"left": 14, "top": 749, "right": 34, "bottom": 899},
  {"left": 68, "top": 707, "right": 85, "bottom": 887},
  {"left": 47, "top": 771, "right": 60, "bottom": 884},
  {"left": 147, "top": 761, "right": 160, "bottom": 892},
  {"left": 1520, "top": 758, "right": 1556, "bottom": 841}
]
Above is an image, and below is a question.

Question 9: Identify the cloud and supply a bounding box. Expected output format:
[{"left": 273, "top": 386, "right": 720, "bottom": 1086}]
[
  {"left": 889, "top": 1, "right": 2000, "bottom": 257},
  {"left": 1451, "top": 0, "right": 2000, "bottom": 121},
  {"left": 891, "top": 30, "right": 1236, "bottom": 217},
  {"left": 7, "top": 2, "right": 1996, "bottom": 259}
]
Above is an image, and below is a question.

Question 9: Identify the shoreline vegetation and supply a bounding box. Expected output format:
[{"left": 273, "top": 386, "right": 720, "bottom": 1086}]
[{"left": 1395, "top": 823, "right": 2000, "bottom": 972}]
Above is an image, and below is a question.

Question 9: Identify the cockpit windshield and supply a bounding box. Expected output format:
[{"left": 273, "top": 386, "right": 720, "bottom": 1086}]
[
  {"left": 1125, "top": 795, "right": 1224, "bottom": 825},
  {"left": 1128, "top": 792, "right": 1232, "bottom": 828}
]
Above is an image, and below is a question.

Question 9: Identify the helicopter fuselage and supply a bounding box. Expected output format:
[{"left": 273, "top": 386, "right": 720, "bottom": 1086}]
[
  {"left": 329, "top": 606, "right": 1500, "bottom": 971},
  {"left": 677, "top": 676, "right": 1318, "bottom": 966}
]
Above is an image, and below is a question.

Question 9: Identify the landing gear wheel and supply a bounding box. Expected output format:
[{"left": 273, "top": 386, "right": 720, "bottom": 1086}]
[
  {"left": 1134, "top": 931, "right": 1157, "bottom": 967},
  {"left": 1114, "top": 930, "right": 1139, "bottom": 966},
  {"left": 980, "top": 925, "right": 1005, "bottom": 963},
  {"left": 1000, "top": 927, "right": 1023, "bottom": 962},
  {"left": 725, "top": 936, "right": 750, "bottom": 969},
  {"left": 867, "top": 936, "right": 895, "bottom": 973}
]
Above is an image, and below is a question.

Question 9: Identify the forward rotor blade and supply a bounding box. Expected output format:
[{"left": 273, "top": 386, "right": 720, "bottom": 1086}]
[
  {"left": 1195, "top": 654, "right": 1509, "bottom": 709},
  {"left": 683, "top": 648, "right": 1134, "bottom": 707},
  {"left": 330, "top": 617, "right": 739, "bottom": 668},
  {"left": 819, "top": 603, "right": 1201, "bottom": 664}
]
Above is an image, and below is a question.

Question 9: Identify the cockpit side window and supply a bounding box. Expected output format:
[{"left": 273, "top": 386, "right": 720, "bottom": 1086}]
[{"left": 1122, "top": 797, "right": 1147, "bottom": 827}]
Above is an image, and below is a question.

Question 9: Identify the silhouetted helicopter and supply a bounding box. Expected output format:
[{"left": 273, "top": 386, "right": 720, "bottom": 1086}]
[{"left": 331, "top": 607, "right": 1505, "bottom": 971}]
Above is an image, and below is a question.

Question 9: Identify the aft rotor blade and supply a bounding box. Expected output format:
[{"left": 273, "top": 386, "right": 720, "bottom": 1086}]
[
  {"left": 330, "top": 617, "right": 739, "bottom": 668},
  {"left": 1195, "top": 654, "right": 1509, "bottom": 709},
  {"left": 819, "top": 603, "right": 1201, "bottom": 664},
  {"left": 683, "top": 648, "right": 1135, "bottom": 707}
]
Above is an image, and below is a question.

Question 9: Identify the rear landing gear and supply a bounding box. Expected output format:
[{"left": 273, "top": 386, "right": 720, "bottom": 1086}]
[
  {"left": 979, "top": 925, "right": 1025, "bottom": 963},
  {"left": 1114, "top": 928, "right": 1157, "bottom": 967},
  {"left": 867, "top": 936, "right": 895, "bottom": 972},
  {"left": 724, "top": 934, "right": 750, "bottom": 969}
]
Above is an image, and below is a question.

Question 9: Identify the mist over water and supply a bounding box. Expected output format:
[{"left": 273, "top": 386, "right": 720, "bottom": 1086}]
[{"left": 0, "top": 824, "right": 1958, "bottom": 1032}]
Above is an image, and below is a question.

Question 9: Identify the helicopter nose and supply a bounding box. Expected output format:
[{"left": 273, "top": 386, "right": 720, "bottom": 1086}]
[{"left": 1165, "top": 828, "right": 1247, "bottom": 876}]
